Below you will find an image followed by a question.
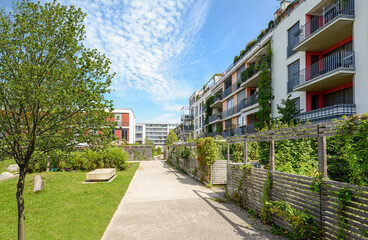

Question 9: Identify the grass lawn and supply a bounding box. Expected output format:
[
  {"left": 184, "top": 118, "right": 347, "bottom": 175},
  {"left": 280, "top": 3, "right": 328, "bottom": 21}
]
[
  {"left": 0, "top": 159, "right": 16, "bottom": 172},
  {"left": 0, "top": 162, "right": 139, "bottom": 240}
]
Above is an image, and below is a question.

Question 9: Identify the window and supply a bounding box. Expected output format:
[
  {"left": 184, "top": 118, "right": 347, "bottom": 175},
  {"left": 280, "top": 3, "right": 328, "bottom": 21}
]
[
  {"left": 324, "top": 87, "right": 353, "bottom": 107},
  {"left": 224, "top": 77, "right": 232, "bottom": 89},
  {"left": 122, "top": 129, "right": 128, "bottom": 141},
  {"left": 115, "top": 113, "right": 122, "bottom": 123},
  {"left": 136, "top": 133, "right": 142, "bottom": 138},
  {"left": 237, "top": 65, "right": 245, "bottom": 82},
  {"left": 293, "top": 97, "right": 301, "bottom": 111},
  {"left": 287, "top": 22, "right": 300, "bottom": 57},
  {"left": 287, "top": 60, "right": 300, "bottom": 93},
  {"left": 225, "top": 119, "right": 232, "bottom": 129},
  {"left": 136, "top": 126, "right": 142, "bottom": 131},
  {"left": 227, "top": 98, "right": 234, "bottom": 109}
]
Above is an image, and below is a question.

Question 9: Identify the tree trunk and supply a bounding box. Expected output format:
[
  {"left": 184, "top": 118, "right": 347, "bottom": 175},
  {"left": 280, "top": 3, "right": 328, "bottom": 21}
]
[
  {"left": 46, "top": 151, "right": 50, "bottom": 172},
  {"left": 16, "top": 167, "right": 27, "bottom": 240}
]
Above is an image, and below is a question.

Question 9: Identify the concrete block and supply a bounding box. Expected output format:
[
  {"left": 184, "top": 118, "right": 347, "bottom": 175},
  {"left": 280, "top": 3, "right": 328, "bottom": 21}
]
[{"left": 86, "top": 168, "right": 116, "bottom": 181}]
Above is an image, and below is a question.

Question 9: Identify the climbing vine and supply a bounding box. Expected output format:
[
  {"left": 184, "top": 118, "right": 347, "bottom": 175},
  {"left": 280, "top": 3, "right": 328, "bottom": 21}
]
[
  {"left": 197, "top": 137, "right": 217, "bottom": 182},
  {"left": 331, "top": 187, "right": 353, "bottom": 239},
  {"left": 256, "top": 43, "right": 273, "bottom": 129},
  {"left": 205, "top": 96, "right": 215, "bottom": 133},
  {"left": 261, "top": 171, "right": 272, "bottom": 223}
]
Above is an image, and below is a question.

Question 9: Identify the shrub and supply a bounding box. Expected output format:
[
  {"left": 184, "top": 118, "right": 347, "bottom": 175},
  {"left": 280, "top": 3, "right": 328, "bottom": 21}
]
[{"left": 157, "top": 147, "right": 162, "bottom": 155}]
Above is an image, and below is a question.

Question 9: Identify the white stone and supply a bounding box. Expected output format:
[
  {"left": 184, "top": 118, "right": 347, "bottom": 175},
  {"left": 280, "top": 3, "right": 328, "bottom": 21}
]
[
  {"left": 0, "top": 172, "right": 13, "bottom": 180},
  {"left": 86, "top": 168, "right": 116, "bottom": 181},
  {"left": 34, "top": 175, "right": 44, "bottom": 193},
  {"left": 7, "top": 164, "right": 19, "bottom": 172}
]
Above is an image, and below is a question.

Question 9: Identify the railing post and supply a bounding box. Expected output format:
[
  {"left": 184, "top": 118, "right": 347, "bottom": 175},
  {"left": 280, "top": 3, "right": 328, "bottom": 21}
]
[
  {"left": 269, "top": 140, "right": 275, "bottom": 171},
  {"left": 318, "top": 125, "right": 328, "bottom": 179},
  {"left": 244, "top": 140, "right": 248, "bottom": 165}
]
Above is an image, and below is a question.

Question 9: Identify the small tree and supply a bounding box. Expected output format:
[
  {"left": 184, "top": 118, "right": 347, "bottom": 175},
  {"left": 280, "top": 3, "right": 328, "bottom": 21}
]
[
  {"left": 277, "top": 96, "right": 302, "bottom": 124},
  {"left": 144, "top": 136, "right": 154, "bottom": 146},
  {"left": 165, "top": 129, "right": 178, "bottom": 145},
  {"left": 0, "top": 1, "right": 114, "bottom": 239}
]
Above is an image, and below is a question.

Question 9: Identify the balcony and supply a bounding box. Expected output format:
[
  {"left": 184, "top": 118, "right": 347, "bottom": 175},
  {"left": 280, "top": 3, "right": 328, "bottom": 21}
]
[
  {"left": 222, "top": 81, "right": 242, "bottom": 100},
  {"left": 241, "top": 94, "right": 259, "bottom": 112},
  {"left": 181, "top": 114, "right": 194, "bottom": 121},
  {"left": 116, "top": 121, "right": 129, "bottom": 127},
  {"left": 208, "top": 114, "right": 222, "bottom": 124},
  {"left": 240, "top": 61, "right": 271, "bottom": 88},
  {"left": 295, "top": 103, "right": 356, "bottom": 123},
  {"left": 222, "top": 105, "right": 237, "bottom": 119},
  {"left": 210, "top": 95, "right": 222, "bottom": 109},
  {"left": 293, "top": 0, "right": 354, "bottom": 52},
  {"left": 181, "top": 125, "right": 193, "bottom": 132},
  {"left": 293, "top": 50, "right": 355, "bottom": 92}
]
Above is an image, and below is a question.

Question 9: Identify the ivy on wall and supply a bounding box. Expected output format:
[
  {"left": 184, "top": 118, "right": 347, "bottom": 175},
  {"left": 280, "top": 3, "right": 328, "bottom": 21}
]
[
  {"left": 204, "top": 96, "right": 214, "bottom": 133},
  {"left": 256, "top": 43, "right": 273, "bottom": 129}
]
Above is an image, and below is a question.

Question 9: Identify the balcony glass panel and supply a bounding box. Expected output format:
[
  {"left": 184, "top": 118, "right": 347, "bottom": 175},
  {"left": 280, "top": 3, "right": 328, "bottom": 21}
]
[{"left": 295, "top": 103, "right": 356, "bottom": 123}]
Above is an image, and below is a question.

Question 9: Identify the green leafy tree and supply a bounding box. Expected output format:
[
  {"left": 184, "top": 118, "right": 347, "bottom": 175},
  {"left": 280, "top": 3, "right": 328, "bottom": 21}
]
[
  {"left": 144, "top": 137, "right": 154, "bottom": 145},
  {"left": 165, "top": 129, "right": 178, "bottom": 145},
  {"left": 0, "top": 1, "right": 114, "bottom": 239},
  {"left": 277, "top": 95, "right": 301, "bottom": 124}
]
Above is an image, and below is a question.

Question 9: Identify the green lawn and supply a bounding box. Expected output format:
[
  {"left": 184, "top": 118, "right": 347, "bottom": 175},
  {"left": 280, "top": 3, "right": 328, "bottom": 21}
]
[
  {"left": 0, "top": 159, "right": 16, "bottom": 172},
  {"left": 0, "top": 162, "right": 139, "bottom": 240}
]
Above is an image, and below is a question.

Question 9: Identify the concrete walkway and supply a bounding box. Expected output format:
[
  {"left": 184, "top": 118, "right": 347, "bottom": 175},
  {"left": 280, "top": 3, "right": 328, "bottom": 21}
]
[{"left": 102, "top": 161, "right": 286, "bottom": 240}]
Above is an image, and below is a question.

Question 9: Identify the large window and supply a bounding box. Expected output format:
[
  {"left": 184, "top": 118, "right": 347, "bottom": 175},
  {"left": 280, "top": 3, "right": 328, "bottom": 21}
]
[
  {"left": 227, "top": 97, "right": 234, "bottom": 109},
  {"left": 224, "top": 77, "right": 232, "bottom": 89},
  {"left": 122, "top": 129, "right": 128, "bottom": 141},
  {"left": 287, "top": 22, "right": 300, "bottom": 57},
  {"left": 287, "top": 60, "right": 300, "bottom": 93},
  {"left": 324, "top": 87, "right": 353, "bottom": 107}
]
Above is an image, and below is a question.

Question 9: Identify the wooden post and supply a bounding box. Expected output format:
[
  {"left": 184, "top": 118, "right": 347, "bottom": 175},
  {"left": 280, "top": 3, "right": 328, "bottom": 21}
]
[
  {"left": 269, "top": 140, "right": 275, "bottom": 171},
  {"left": 243, "top": 140, "right": 248, "bottom": 165},
  {"left": 46, "top": 151, "right": 50, "bottom": 172},
  {"left": 227, "top": 142, "right": 230, "bottom": 166},
  {"left": 318, "top": 136, "right": 327, "bottom": 179}
]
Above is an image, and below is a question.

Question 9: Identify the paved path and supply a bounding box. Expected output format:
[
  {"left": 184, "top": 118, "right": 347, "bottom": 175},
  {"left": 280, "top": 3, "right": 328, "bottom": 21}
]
[{"left": 102, "top": 161, "right": 286, "bottom": 240}]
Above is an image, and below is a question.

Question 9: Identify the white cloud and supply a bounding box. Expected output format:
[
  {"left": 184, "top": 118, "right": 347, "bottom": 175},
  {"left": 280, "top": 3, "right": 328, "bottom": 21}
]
[{"left": 61, "top": 0, "right": 211, "bottom": 107}]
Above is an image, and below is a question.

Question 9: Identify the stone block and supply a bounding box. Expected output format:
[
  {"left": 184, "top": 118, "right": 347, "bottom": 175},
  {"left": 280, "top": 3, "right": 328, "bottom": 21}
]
[
  {"left": 34, "top": 175, "right": 44, "bottom": 193},
  {"left": 86, "top": 168, "right": 116, "bottom": 181},
  {"left": 7, "top": 164, "right": 19, "bottom": 172},
  {"left": 0, "top": 172, "right": 13, "bottom": 181}
]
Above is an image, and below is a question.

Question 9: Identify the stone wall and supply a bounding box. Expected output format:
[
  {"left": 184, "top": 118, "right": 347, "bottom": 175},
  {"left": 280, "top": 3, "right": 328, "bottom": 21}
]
[{"left": 123, "top": 145, "right": 153, "bottom": 161}]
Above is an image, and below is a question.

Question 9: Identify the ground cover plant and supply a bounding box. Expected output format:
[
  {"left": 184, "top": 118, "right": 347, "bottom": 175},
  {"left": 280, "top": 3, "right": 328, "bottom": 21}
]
[{"left": 0, "top": 162, "right": 139, "bottom": 240}]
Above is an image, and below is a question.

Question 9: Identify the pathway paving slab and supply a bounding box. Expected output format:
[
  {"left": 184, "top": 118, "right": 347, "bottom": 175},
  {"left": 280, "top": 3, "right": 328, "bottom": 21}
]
[{"left": 102, "top": 160, "right": 287, "bottom": 240}]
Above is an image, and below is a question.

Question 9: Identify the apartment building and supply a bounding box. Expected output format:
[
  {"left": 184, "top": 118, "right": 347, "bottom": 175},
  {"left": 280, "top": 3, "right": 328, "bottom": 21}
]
[
  {"left": 273, "top": 0, "right": 367, "bottom": 123},
  {"left": 135, "top": 123, "right": 146, "bottom": 144},
  {"left": 184, "top": 0, "right": 368, "bottom": 138},
  {"left": 109, "top": 108, "right": 136, "bottom": 144},
  {"left": 144, "top": 123, "right": 178, "bottom": 146}
]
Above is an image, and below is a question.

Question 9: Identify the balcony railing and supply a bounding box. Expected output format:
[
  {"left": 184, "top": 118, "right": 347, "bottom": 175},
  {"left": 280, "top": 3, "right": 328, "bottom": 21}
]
[
  {"left": 294, "top": 0, "right": 354, "bottom": 47},
  {"left": 222, "top": 81, "right": 241, "bottom": 99},
  {"left": 116, "top": 121, "right": 129, "bottom": 127},
  {"left": 294, "top": 50, "right": 355, "bottom": 88},
  {"left": 209, "top": 114, "right": 221, "bottom": 123},
  {"left": 295, "top": 103, "right": 356, "bottom": 123},
  {"left": 181, "top": 125, "right": 193, "bottom": 131},
  {"left": 243, "top": 94, "right": 258, "bottom": 109},
  {"left": 181, "top": 114, "right": 194, "bottom": 121}
]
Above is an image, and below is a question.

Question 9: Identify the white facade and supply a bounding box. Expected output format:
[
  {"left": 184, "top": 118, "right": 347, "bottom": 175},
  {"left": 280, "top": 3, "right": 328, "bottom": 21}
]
[
  {"left": 139, "top": 123, "right": 179, "bottom": 146},
  {"left": 111, "top": 108, "right": 136, "bottom": 144}
]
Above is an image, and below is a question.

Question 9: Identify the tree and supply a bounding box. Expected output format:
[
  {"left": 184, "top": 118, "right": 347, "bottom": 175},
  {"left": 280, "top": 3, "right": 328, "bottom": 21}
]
[
  {"left": 277, "top": 95, "right": 302, "bottom": 124},
  {"left": 165, "top": 129, "right": 178, "bottom": 145},
  {"left": 0, "top": 1, "right": 115, "bottom": 239},
  {"left": 144, "top": 136, "right": 154, "bottom": 146}
]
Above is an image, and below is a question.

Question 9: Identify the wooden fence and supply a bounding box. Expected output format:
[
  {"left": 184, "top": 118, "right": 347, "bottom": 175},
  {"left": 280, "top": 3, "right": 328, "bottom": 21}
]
[
  {"left": 226, "top": 120, "right": 368, "bottom": 239},
  {"left": 167, "top": 144, "right": 227, "bottom": 185},
  {"left": 227, "top": 165, "right": 368, "bottom": 239}
]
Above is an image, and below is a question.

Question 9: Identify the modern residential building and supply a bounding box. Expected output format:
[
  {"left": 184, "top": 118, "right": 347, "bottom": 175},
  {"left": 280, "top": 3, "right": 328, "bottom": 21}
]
[
  {"left": 181, "top": 0, "right": 368, "bottom": 138},
  {"left": 135, "top": 123, "right": 146, "bottom": 144},
  {"left": 109, "top": 108, "right": 136, "bottom": 144},
  {"left": 144, "top": 123, "right": 178, "bottom": 146}
]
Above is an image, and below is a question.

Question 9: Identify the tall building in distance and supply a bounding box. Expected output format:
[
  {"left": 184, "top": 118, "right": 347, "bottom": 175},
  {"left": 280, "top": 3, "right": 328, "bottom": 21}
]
[{"left": 135, "top": 123, "right": 178, "bottom": 146}]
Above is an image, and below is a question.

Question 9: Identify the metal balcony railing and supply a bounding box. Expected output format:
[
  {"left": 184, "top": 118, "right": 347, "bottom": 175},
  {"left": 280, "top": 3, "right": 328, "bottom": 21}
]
[
  {"left": 294, "top": 0, "right": 354, "bottom": 46},
  {"left": 209, "top": 114, "right": 221, "bottom": 123},
  {"left": 243, "top": 94, "right": 258, "bottom": 109},
  {"left": 295, "top": 104, "right": 356, "bottom": 123},
  {"left": 222, "top": 105, "right": 237, "bottom": 119},
  {"left": 222, "top": 81, "right": 241, "bottom": 99},
  {"left": 294, "top": 50, "right": 355, "bottom": 87},
  {"left": 181, "top": 114, "right": 194, "bottom": 121}
]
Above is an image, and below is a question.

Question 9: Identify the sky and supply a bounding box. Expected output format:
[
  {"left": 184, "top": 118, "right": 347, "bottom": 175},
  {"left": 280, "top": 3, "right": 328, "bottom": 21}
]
[{"left": 1, "top": 0, "right": 280, "bottom": 124}]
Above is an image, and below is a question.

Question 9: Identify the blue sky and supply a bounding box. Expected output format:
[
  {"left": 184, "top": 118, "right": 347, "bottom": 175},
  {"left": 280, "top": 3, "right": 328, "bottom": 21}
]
[{"left": 1, "top": 0, "right": 280, "bottom": 123}]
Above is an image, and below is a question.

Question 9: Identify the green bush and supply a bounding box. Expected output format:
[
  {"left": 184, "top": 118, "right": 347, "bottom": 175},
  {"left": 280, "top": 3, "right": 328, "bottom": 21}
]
[
  {"left": 157, "top": 147, "right": 162, "bottom": 155},
  {"left": 27, "top": 147, "right": 128, "bottom": 172}
]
